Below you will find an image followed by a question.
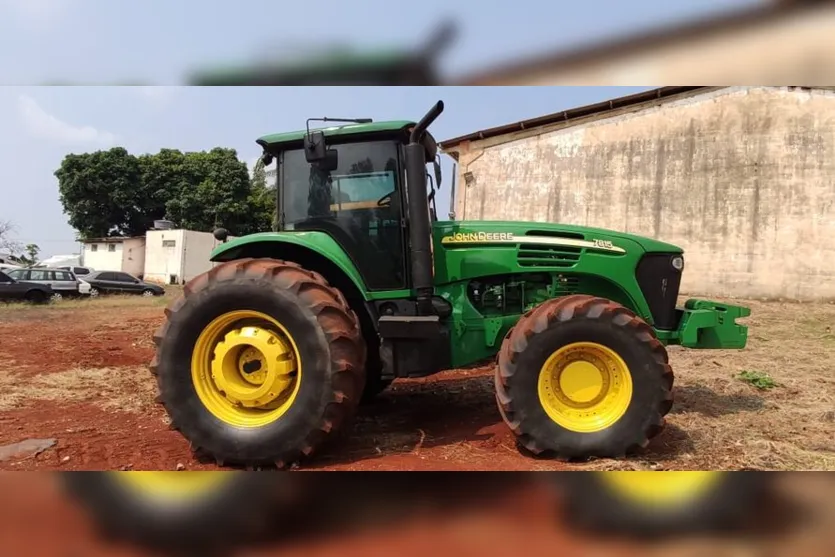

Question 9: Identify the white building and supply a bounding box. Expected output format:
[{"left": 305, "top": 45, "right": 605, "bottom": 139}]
[
  {"left": 144, "top": 229, "right": 235, "bottom": 285},
  {"left": 81, "top": 237, "right": 146, "bottom": 276}
]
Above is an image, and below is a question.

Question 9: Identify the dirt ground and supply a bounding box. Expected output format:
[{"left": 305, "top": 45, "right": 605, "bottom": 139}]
[{"left": 0, "top": 292, "right": 833, "bottom": 471}]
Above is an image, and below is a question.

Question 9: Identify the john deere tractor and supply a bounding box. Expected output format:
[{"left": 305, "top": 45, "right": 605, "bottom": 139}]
[{"left": 150, "top": 100, "right": 750, "bottom": 468}]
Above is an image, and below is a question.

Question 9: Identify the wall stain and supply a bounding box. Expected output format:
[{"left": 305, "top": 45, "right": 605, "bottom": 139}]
[{"left": 653, "top": 139, "right": 666, "bottom": 238}]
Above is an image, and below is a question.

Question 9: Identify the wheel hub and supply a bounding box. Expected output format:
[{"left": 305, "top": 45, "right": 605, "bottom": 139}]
[
  {"left": 113, "top": 471, "right": 232, "bottom": 503},
  {"left": 537, "top": 342, "right": 633, "bottom": 433},
  {"left": 211, "top": 326, "right": 297, "bottom": 408},
  {"left": 559, "top": 360, "right": 606, "bottom": 404},
  {"left": 600, "top": 471, "right": 722, "bottom": 507}
]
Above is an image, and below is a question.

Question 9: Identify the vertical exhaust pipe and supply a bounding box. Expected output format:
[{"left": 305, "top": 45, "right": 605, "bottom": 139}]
[{"left": 405, "top": 100, "right": 444, "bottom": 315}]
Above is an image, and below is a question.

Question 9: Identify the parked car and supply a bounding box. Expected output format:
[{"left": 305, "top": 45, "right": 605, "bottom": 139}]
[
  {"left": 57, "top": 265, "right": 94, "bottom": 277},
  {"left": 84, "top": 271, "right": 165, "bottom": 297},
  {"left": 0, "top": 270, "right": 53, "bottom": 304},
  {"left": 4, "top": 268, "right": 89, "bottom": 301}
]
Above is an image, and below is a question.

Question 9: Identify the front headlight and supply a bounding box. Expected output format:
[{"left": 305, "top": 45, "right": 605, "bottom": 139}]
[{"left": 671, "top": 255, "right": 684, "bottom": 271}]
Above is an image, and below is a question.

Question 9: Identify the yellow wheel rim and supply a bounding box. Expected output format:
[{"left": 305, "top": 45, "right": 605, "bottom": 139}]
[
  {"left": 598, "top": 471, "right": 723, "bottom": 507},
  {"left": 111, "top": 472, "right": 232, "bottom": 503},
  {"left": 537, "top": 342, "right": 632, "bottom": 433},
  {"left": 191, "top": 310, "right": 302, "bottom": 427}
]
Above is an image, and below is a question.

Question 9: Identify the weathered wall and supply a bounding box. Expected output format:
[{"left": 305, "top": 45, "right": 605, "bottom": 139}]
[
  {"left": 462, "top": 4, "right": 835, "bottom": 86},
  {"left": 451, "top": 87, "right": 835, "bottom": 300}
]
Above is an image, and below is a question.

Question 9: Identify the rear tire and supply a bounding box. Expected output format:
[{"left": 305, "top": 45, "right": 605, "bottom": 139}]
[
  {"left": 151, "top": 258, "right": 367, "bottom": 468},
  {"left": 495, "top": 294, "right": 673, "bottom": 459},
  {"left": 25, "top": 290, "right": 47, "bottom": 304},
  {"left": 61, "top": 472, "right": 289, "bottom": 552}
]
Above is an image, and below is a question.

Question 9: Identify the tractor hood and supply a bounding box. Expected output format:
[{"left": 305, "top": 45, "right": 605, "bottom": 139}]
[{"left": 433, "top": 220, "right": 683, "bottom": 255}]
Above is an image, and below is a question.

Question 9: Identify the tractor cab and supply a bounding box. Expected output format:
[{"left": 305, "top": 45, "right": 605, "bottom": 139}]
[{"left": 256, "top": 115, "right": 443, "bottom": 293}]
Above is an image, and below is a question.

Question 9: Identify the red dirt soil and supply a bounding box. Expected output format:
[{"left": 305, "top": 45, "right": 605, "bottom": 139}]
[
  {"left": 2, "top": 473, "right": 833, "bottom": 557},
  {"left": 0, "top": 305, "right": 584, "bottom": 471}
]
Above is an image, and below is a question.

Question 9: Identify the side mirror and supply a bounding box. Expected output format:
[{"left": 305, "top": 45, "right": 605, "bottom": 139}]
[
  {"left": 314, "top": 149, "right": 339, "bottom": 172},
  {"left": 304, "top": 130, "right": 328, "bottom": 163},
  {"left": 433, "top": 158, "right": 442, "bottom": 188},
  {"left": 261, "top": 152, "right": 274, "bottom": 167}
]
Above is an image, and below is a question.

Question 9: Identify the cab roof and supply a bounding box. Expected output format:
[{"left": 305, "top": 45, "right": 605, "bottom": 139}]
[{"left": 257, "top": 120, "right": 416, "bottom": 149}]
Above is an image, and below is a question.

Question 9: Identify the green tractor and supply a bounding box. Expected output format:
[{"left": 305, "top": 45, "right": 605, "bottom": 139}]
[{"left": 150, "top": 100, "right": 750, "bottom": 468}]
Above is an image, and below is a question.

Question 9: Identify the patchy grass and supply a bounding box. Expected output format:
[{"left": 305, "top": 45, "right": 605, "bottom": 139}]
[
  {"left": 0, "top": 366, "right": 158, "bottom": 413},
  {"left": 738, "top": 370, "right": 779, "bottom": 390},
  {"left": 0, "top": 289, "right": 182, "bottom": 321}
]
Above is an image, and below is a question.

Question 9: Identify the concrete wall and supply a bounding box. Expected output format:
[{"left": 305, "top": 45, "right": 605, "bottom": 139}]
[
  {"left": 121, "top": 238, "right": 146, "bottom": 277},
  {"left": 464, "top": 4, "right": 835, "bottom": 86},
  {"left": 145, "top": 229, "right": 235, "bottom": 285},
  {"left": 82, "top": 238, "right": 145, "bottom": 274},
  {"left": 144, "top": 230, "right": 185, "bottom": 284},
  {"left": 448, "top": 87, "right": 835, "bottom": 301}
]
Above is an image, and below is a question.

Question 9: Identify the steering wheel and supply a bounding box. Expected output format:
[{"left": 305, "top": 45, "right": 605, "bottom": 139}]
[{"left": 377, "top": 191, "right": 394, "bottom": 207}]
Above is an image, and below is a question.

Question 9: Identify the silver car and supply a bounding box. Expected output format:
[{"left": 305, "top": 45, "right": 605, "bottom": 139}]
[{"left": 4, "top": 268, "right": 89, "bottom": 301}]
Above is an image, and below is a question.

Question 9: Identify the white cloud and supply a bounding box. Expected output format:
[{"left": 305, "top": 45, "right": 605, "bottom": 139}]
[{"left": 17, "top": 95, "right": 117, "bottom": 146}]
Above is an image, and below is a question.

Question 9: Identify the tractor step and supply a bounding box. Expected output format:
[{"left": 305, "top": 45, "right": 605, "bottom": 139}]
[
  {"left": 377, "top": 315, "right": 451, "bottom": 379},
  {"left": 377, "top": 315, "right": 442, "bottom": 339}
]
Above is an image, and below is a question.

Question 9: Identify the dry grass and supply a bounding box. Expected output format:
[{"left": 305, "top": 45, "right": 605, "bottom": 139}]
[
  {"left": 0, "top": 288, "right": 181, "bottom": 313},
  {"left": 0, "top": 293, "right": 833, "bottom": 471},
  {"left": 589, "top": 298, "right": 835, "bottom": 471},
  {"left": 0, "top": 366, "right": 158, "bottom": 413}
]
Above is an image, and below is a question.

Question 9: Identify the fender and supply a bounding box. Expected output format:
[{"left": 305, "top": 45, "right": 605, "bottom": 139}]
[{"left": 210, "top": 231, "right": 370, "bottom": 300}]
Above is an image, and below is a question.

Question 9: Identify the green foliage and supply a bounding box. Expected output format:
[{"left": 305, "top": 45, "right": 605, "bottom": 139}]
[
  {"left": 55, "top": 148, "right": 144, "bottom": 238},
  {"left": 737, "top": 370, "right": 778, "bottom": 390},
  {"left": 55, "top": 146, "right": 269, "bottom": 239},
  {"left": 244, "top": 157, "right": 276, "bottom": 234}
]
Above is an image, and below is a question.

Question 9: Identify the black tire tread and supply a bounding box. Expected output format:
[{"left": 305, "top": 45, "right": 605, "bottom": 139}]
[
  {"left": 149, "top": 257, "right": 366, "bottom": 469},
  {"left": 495, "top": 294, "right": 674, "bottom": 459}
]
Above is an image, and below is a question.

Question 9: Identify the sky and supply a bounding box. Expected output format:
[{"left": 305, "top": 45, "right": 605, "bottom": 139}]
[{"left": 0, "top": 0, "right": 761, "bottom": 258}]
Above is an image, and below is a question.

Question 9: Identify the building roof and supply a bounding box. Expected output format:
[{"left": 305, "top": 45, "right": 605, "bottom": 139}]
[
  {"left": 439, "top": 86, "right": 707, "bottom": 151},
  {"left": 456, "top": 1, "right": 829, "bottom": 85},
  {"left": 82, "top": 236, "right": 145, "bottom": 244},
  {"left": 257, "top": 120, "right": 416, "bottom": 149}
]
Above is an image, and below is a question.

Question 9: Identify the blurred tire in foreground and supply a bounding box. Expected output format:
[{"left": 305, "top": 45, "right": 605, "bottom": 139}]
[
  {"left": 556, "top": 471, "right": 770, "bottom": 538},
  {"left": 60, "top": 471, "right": 293, "bottom": 553}
]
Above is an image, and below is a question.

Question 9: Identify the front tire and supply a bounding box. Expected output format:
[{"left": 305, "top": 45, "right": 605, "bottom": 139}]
[
  {"left": 557, "top": 471, "right": 769, "bottom": 536},
  {"left": 496, "top": 294, "right": 673, "bottom": 459},
  {"left": 151, "top": 258, "right": 367, "bottom": 468}
]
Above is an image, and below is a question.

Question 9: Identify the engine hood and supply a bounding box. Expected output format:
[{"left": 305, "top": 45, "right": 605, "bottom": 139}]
[{"left": 433, "top": 220, "right": 683, "bottom": 254}]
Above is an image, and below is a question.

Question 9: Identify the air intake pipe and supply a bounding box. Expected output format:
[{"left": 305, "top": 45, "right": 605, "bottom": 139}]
[{"left": 405, "top": 100, "right": 444, "bottom": 315}]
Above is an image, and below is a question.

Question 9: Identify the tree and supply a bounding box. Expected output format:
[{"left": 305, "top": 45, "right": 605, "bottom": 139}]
[
  {"left": 243, "top": 157, "right": 276, "bottom": 235},
  {"left": 14, "top": 244, "right": 40, "bottom": 267},
  {"left": 56, "top": 146, "right": 270, "bottom": 240},
  {"left": 163, "top": 148, "right": 255, "bottom": 235},
  {"left": 55, "top": 148, "right": 146, "bottom": 238},
  {"left": 0, "top": 220, "right": 21, "bottom": 255}
]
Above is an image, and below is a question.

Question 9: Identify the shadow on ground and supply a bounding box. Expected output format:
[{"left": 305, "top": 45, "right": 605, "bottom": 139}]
[{"left": 671, "top": 383, "right": 765, "bottom": 417}]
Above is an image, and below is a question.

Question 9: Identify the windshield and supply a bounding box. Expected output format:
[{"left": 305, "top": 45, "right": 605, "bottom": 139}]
[{"left": 281, "top": 140, "right": 400, "bottom": 227}]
